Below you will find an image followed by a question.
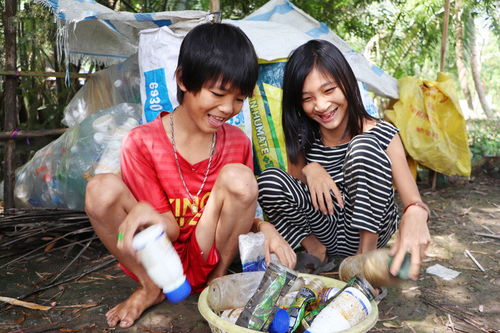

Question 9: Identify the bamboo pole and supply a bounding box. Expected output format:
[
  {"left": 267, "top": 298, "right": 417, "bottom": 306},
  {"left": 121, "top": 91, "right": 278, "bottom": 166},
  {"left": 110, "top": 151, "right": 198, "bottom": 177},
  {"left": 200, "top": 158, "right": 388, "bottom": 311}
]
[
  {"left": 3, "top": 0, "right": 18, "bottom": 209},
  {"left": 0, "top": 128, "right": 67, "bottom": 140},
  {"left": 210, "top": 0, "right": 221, "bottom": 22},
  {"left": 0, "top": 70, "right": 91, "bottom": 79}
]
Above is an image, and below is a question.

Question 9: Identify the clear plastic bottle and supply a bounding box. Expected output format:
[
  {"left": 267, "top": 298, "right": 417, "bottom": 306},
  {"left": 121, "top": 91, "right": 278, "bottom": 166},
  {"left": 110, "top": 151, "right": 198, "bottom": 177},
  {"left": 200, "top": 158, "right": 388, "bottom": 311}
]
[
  {"left": 339, "top": 249, "right": 411, "bottom": 288},
  {"left": 132, "top": 225, "right": 191, "bottom": 304},
  {"left": 208, "top": 271, "right": 265, "bottom": 311},
  {"left": 304, "top": 277, "right": 375, "bottom": 333}
]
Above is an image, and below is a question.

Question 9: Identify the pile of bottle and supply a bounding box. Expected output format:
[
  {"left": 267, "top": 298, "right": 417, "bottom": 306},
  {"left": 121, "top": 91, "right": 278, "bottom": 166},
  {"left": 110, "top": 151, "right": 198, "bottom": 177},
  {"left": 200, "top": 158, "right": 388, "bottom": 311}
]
[{"left": 208, "top": 263, "right": 376, "bottom": 333}]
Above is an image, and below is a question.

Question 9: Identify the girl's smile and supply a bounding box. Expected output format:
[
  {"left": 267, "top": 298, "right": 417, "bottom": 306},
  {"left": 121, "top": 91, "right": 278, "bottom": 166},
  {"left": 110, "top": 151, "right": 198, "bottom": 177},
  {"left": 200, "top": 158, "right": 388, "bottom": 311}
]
[{"left": 301, "top": 67, "right": 349, "bottom": 143}]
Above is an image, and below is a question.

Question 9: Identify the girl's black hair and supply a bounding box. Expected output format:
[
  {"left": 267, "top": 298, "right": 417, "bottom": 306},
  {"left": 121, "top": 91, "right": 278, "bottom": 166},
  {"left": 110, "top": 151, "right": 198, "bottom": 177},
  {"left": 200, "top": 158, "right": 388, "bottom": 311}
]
[
  {"left": 282, "top": 39, "right": 374, "bottom": 163},
  {"left": 176, "top": 22, "right": 258, "bottom": 103}
]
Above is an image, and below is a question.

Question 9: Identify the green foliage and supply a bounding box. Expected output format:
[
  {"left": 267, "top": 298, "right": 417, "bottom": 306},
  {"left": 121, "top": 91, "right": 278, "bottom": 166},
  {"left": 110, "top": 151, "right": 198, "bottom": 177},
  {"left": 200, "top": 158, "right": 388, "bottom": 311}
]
[{"left": 467, "top": 119, "right": 500, "bottom": 163}]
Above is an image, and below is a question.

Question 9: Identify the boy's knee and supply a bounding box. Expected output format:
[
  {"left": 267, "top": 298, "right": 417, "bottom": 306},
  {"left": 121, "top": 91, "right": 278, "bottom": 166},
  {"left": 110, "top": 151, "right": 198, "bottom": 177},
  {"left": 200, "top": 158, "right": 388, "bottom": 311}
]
[
  {"left": 85, "top": 174, "right": 125, "bottom": 219},
  {"left": 218, "top": 164, "right": 257, "bottom": 202}
]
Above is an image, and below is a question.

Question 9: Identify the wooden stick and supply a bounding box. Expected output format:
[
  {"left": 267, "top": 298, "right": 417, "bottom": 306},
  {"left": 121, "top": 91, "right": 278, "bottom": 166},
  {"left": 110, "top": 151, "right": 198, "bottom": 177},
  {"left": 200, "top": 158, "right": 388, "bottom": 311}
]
[
  {"left": 0, "top": 296, "right": 51, "bottom": 311},
  {"left": 464, "top": 249, "right": 486, "bottom": 272},
  {"left": 474, "top": 232, "right": 500, "bottom": 240}
]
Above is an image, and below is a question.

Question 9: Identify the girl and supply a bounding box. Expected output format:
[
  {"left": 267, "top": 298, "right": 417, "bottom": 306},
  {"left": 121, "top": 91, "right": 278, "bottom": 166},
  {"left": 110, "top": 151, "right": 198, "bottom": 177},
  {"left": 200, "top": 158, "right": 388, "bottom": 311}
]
[{"left": 257, "top": 39, "right": 430, "bottom": 279}]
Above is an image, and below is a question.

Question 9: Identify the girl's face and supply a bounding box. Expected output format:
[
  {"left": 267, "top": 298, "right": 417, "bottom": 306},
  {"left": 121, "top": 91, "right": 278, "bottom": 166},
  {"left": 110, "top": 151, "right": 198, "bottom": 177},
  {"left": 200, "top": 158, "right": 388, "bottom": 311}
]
[
  {"left": 179, "top": 78, "right": 246, "bottom": 134},
  {"left": 301, "top": 67, "right": 349, "bottom": 139}
]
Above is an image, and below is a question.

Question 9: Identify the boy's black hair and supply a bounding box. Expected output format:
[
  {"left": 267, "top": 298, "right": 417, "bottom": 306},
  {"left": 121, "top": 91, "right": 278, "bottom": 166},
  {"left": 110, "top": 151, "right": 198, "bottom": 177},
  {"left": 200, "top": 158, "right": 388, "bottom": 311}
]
[
  {"left": 282, "top": 39, "right": 374, "bottom": 163},
  {"left": 176, "top": 22, "right": 258, "bottom": 103}
]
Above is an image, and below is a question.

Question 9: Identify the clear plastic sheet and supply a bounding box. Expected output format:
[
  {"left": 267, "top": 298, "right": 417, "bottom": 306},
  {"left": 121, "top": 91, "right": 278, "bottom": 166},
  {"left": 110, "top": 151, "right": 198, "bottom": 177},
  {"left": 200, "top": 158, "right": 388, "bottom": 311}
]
[{"left": 62, "top": 54, "right": 141, "bottom": 127}]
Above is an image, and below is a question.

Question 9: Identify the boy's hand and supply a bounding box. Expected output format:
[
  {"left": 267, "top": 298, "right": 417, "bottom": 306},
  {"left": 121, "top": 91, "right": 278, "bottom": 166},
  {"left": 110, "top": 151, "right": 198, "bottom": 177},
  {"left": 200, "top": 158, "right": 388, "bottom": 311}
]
[
  {"left": 302, "top": 162, "right": 344, "bottom": 215},
  {"left": 259, "top": 221, "right": 297, "bottom": 269},
  {"left": 116, "top": 202, "right": 175, "bottom": 257}
]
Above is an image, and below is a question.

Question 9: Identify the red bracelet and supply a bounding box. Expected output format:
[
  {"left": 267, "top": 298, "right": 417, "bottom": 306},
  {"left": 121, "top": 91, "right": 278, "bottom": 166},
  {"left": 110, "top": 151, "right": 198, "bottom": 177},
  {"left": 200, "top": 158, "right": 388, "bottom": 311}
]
[{"left": 403, "top": 202, "right": 430, "bottom": 221}]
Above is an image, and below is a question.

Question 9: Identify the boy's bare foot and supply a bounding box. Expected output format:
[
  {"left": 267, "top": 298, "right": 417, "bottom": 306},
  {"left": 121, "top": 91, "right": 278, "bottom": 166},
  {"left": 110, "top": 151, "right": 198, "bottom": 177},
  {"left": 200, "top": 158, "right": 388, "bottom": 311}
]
[{"left": 106, "top": 286, "right": 164, "bottom": 328}]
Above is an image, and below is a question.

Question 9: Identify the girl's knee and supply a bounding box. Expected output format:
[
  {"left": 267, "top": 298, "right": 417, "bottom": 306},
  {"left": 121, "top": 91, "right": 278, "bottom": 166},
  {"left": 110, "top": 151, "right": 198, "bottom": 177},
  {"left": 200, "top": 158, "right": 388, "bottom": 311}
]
[
  {"left": 218, "top": 164, "right": 257, "bottom": 202},
  {"left": 257, "top": 167, "right": 288, "bottom": 191},
  {"left": 347, "top": 134, "right": 383, "bottom": 157},
  {"left": 85, "top": 174, "right": 126, "bottom": 219}
]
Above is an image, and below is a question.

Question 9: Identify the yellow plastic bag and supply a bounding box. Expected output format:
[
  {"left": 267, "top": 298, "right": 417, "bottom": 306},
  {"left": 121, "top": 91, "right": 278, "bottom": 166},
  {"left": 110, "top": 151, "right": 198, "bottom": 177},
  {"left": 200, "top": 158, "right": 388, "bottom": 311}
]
[{"left": 385, "top": 73, "right": 471, "bottom": 176}]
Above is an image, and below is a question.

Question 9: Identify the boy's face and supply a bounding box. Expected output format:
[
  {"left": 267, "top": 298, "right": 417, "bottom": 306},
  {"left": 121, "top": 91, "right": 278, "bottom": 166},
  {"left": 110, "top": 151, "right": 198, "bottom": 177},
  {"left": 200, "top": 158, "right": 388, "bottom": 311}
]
[{"left": 178, "top": 79, "right": 247, "bottom": 134}]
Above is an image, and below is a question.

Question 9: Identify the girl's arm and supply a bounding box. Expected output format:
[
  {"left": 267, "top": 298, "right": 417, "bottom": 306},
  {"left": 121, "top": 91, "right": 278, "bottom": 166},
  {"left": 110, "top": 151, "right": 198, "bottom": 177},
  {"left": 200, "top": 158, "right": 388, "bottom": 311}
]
[{"left": 386, "top": 134, "right": 431, "bottom": 280}]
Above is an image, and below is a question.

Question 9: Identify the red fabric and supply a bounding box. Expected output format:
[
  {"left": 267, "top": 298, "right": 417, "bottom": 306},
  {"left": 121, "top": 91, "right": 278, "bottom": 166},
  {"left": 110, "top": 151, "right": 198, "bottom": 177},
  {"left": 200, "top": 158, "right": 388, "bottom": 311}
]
[{"left": 120, "top": 111, "right": 253, "bottom": 290}]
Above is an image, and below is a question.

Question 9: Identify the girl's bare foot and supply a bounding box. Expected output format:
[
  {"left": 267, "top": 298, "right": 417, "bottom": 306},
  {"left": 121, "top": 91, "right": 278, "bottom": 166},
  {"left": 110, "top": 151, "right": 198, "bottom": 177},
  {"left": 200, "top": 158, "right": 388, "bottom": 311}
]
[{"left": 105, "top": 285, "right": 164, "bottom": 328}]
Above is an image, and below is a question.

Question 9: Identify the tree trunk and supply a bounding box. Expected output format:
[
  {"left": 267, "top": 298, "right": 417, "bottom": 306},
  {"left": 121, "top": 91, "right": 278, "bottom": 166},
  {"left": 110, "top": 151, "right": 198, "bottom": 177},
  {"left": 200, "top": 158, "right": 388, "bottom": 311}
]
[
  {"left": 470, "top": 17, "right": 494, "bottom": 118},
  {"left": 454, "top": 0, "right": 474, "bottom": 111},
  {"left": 439, "top": 0, "right": 451, "bottom": 72},
  {"left": 3, "top": 0, "right": 18, "bottom": 209}
]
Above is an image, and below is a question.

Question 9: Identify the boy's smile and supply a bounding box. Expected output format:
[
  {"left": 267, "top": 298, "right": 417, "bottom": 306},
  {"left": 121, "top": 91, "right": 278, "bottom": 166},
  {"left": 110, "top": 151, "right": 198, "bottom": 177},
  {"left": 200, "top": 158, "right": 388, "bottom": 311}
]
[{"left": 178, "top": 79, "right": 246, "bottom": 134}]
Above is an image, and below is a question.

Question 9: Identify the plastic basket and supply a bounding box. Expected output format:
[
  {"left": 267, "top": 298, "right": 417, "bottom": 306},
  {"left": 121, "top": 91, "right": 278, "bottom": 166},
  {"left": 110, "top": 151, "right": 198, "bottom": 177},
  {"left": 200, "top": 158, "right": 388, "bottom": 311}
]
[{"left": 198, "top": 273, "right": 378, "bottom": 333}]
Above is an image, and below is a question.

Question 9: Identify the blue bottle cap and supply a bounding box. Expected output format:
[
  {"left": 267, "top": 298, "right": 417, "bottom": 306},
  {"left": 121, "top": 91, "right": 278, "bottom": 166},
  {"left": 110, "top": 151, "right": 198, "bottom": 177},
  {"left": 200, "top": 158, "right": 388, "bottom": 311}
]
[
  {"left": 269, "top": 308, "right": 290, "bottom": 333},
  {"left": 164, "top": 279, "right": 191, "bottom": 304}
]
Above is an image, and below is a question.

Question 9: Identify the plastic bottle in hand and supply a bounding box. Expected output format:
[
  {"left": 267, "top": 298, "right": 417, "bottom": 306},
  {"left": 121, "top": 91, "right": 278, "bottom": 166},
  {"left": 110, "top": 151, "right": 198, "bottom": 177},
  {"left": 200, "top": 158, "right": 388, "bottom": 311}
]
[{"left": 132, "top": 224, "right": 191, "bottom": 303}]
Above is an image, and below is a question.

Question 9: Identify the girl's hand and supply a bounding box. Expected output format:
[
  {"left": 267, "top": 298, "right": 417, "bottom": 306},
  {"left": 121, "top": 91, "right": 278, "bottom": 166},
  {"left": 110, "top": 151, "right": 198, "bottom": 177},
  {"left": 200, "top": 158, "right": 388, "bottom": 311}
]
[
  {"left": 259, "top": 221, "right": 297, "bottom": 269},
  {"left": 302, "top": 162, "right": 344, "bottom": 215},
  {"left": 388, "top": 205, "right": 431, "bottom": 280}
]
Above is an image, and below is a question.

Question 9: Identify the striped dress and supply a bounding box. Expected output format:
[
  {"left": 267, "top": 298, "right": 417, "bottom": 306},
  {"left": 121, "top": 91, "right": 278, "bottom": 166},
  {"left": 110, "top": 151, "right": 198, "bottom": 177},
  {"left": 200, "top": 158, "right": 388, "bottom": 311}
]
[{"left": 257, "top": 120, "right": 400, "bottom": 257}]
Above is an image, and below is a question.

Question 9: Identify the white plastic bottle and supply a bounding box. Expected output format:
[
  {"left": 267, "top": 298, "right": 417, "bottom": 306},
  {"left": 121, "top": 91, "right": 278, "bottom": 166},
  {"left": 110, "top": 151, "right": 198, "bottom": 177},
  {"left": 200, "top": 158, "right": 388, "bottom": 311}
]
[
  {"left": 304, "top": 286, "right": 372, "bottom": 333},
  {"left": 132, "top": 224, "right": 191, "bottom": 303}
]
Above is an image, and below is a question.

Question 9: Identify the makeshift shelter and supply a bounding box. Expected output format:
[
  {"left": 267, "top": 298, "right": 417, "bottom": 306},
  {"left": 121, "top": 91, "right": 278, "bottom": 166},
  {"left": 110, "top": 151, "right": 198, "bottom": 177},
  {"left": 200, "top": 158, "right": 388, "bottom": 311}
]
[{"left": 16, "top": 0, "right": 401, "bottom": 209}]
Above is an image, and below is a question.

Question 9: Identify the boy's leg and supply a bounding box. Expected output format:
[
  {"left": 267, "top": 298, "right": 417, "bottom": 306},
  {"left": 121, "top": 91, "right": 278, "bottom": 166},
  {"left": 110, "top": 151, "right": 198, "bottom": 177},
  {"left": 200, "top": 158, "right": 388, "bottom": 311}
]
[
  {"left": 85, "top": 174, "right": 164, "bottom": 328},
  {"left": 195, "top": 164, "right": 257, "bottom": 280}
]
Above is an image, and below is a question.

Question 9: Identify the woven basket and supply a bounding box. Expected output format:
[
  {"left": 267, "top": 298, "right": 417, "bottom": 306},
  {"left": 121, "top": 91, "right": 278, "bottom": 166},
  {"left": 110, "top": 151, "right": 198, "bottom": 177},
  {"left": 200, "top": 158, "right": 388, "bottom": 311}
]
[{"left": 198, "top": 273, "right": 378, "bottom": 333}]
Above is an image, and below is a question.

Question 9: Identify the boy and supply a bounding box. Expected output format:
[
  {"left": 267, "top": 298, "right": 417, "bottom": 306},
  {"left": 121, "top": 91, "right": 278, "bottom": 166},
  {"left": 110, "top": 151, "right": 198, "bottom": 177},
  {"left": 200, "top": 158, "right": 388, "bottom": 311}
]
[{"left": 85, "top": 22, "right": 295, "bottom": 329}]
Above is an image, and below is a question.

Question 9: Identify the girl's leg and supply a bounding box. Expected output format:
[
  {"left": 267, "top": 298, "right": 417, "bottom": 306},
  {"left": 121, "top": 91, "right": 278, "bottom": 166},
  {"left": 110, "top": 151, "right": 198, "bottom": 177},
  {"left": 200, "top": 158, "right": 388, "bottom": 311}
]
[
  {"left": 257, "top": 167, "right": 339, "bottom": 259},
  {"left": 85, "top": 174, "right": 164, "bottom": 328},
  {"left": 342, "top": 134, "right": 399, "bottom": 254},
  {"left": 195, "top": 164, "right": 257, "bottom": 280}
]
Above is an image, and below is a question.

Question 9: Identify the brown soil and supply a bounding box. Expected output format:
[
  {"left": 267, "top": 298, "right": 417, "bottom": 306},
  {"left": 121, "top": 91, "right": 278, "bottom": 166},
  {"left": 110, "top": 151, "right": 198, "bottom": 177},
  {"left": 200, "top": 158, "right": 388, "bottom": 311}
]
[{"left": 0, "top": 171, "right": 498, "bottom": 332}]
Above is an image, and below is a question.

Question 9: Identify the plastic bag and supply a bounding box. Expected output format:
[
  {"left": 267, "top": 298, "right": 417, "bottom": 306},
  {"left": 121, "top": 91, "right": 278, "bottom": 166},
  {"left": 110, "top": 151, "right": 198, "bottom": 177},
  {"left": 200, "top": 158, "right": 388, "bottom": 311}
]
[
  {"left": 385, "top": 73, "right": 471, "bottom": 176},
  {"left": 15, "top": 103, "right": 141, "bottom": 209}
]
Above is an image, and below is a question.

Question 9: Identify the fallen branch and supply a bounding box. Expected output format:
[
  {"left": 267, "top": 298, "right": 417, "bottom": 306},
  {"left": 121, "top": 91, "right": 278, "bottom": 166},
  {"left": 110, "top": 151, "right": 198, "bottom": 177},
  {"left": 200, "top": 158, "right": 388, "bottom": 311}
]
[
  {"left": 0, "top": 257, "right": 116, "bottom": 312},
  {"left": 46, "top": 237, "right": 95, "bottom": 285}
]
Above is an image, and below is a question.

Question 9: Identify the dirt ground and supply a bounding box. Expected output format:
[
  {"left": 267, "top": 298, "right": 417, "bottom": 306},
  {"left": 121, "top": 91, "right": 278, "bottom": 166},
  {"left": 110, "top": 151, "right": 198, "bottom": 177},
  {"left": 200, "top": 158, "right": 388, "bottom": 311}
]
[{"left": 0, "top": 167, "right": 498, "bottom": 333}]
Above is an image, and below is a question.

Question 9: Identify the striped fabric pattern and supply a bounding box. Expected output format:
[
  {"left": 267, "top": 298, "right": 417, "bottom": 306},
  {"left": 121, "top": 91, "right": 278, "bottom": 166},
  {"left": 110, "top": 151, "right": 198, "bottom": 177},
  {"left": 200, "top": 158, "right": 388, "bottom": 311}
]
[{"left": 258, "top": 120, "right": 400, "bottom": 256}]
